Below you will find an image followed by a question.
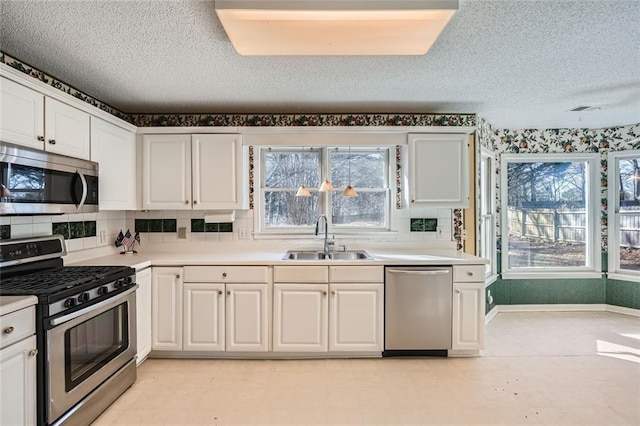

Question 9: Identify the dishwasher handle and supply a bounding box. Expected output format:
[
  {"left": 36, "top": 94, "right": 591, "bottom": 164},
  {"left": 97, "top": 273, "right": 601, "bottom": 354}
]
[{"left": 386, "top": 269, "right": 450, "bottom": 276}]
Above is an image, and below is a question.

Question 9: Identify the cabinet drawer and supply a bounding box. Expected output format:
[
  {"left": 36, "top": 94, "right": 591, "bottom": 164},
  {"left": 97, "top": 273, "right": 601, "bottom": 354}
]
[
  {"left": 184, "top": 266, "right": 269, "bottom": 283},
  {"left": 274, "top": 266, "right": 328, "bottom": 283},
  {"left": 453, "top": 265, "right": 485, "bottom": 282},
  {"left": 0, "top": 306, "right": 35, "bottom": 349},
  {"left": 329, "top": 266, "right": 384, "bottom": 283}
]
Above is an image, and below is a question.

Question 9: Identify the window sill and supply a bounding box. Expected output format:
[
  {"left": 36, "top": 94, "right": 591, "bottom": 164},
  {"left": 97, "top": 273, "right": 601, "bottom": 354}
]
[
  {"left": 607, "top": 273, "right": 640, "bottom": 283},
  {"left": 501, "top": 271, "right": 603, "bottom": 280},
  {"left": 253, "top": 231, "right": 399, "bottom": 240}
]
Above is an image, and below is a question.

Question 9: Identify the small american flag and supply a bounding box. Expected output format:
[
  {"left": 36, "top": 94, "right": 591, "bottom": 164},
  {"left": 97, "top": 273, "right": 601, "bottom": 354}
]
[
  {"left": 121, "top": 230, "right": 136, "bottom": 248},
  {"left": 114, "top": 230, "right": 124, "bottom": 247}
]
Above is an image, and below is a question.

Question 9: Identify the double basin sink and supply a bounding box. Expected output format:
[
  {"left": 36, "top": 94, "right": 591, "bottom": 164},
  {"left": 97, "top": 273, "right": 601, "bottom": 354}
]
[{"left": 283, "top": 250, "right": 373, "bottom": 261}]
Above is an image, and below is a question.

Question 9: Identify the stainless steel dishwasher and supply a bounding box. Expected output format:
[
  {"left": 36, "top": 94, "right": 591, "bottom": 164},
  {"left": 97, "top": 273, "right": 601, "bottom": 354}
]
[{"left": 384, "top": 266, "right": 452, "bottom": 356}]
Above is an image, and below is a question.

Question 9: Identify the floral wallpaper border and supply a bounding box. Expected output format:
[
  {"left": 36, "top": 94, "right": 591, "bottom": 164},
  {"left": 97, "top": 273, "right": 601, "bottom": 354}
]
[
  {"left": 2, "top": 51, "right": 476, "bottom": 129},
  {"left": 477, "top": 117, "right": 640, "bottom": 252}
]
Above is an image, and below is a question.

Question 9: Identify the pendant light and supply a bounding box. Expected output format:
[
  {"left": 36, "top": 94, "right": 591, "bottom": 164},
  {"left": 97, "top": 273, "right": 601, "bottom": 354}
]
[
  {"left": 295, "top": 147, "right": 311, "bottom": 197},
  {"left": 343, "top": 146, "right": 357, "bottom": 197}
]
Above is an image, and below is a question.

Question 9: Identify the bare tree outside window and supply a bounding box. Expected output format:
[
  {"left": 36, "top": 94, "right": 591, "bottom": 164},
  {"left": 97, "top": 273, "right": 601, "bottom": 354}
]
[{"left": 618, "top": 157, "right": 640, "bottom": 271}]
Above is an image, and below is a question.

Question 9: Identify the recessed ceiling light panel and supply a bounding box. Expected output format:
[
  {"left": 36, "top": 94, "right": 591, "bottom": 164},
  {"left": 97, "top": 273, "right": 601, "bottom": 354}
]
[{"left": 215, "top": 0, "right": 459, "bottom": 56}]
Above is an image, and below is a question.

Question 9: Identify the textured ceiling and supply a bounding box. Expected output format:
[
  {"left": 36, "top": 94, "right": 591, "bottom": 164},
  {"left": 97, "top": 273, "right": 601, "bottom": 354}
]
[{"left": 1, "top": 0, "right": 638, "bottom": 129}]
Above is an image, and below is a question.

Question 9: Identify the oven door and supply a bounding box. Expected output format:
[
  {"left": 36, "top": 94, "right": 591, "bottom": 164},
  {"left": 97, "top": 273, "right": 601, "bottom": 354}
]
[{"left": 46, "top": 287, "right": 137, "bottom": 424}]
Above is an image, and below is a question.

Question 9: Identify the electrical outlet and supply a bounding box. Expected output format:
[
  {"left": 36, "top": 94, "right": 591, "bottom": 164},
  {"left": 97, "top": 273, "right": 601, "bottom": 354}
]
[
  {"left": 436, "top": 226, "right": 444, "bottom": 239},
  {"left": 178, "top": 227, "right": 187, "bottom": 239},
  {"left": 239, "top": 228, "right": 249, "bottom": 240},
  {"left": 99, "top": 230, "right": 106, "bottom": 244}
]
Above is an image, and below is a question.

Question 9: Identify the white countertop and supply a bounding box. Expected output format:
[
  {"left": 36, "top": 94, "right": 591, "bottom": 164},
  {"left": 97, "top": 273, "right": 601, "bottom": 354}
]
[
  {"left": 0, "top": 295, "right": 38, "bottom": 316},
  {"left": 68, "top": 248, "right": 486, "bottom": 268}
]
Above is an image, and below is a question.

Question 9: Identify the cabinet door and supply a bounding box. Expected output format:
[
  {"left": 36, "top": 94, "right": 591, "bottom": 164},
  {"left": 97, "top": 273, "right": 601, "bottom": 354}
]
[
  {"left": 90, "top": 117, "right": 136, "bottom": 210},
  {"left": 226, "top": 283, "right": 269, "bottom": 352},
  {"left": 152, "top": 267, "right": 183, "bottom": 351},
  {"left": 0, "top": 77, "right": 44, "bottom": 150},
  {"left": 273, "top": 284, "right": 328, "bottom": 352},
  {"left": 408, "top": 133, "right": 469, "bottom": 207},
  {"left": 452, "top": 282, "right": 484, "bottom": 350},
  {"left": 44, "top": 97, "right": 90, "bottom": 160},
  {"left": 329, "top": 283, "right": 383, "bottom": 352},
  {"left": 135, "top": 268, "right": 152, "bottom": 364},
  {"left": 183, "top": 283, "right": 225, "bottom": 351},
  {"left": 142, "top": 135, "right": 191, "bottom": 210},
  {"left": 192, "top": 134, "right": 244, "bottom": 210},
  {"left": 0, "top": 335, "right": 37, "bottom": 426}
]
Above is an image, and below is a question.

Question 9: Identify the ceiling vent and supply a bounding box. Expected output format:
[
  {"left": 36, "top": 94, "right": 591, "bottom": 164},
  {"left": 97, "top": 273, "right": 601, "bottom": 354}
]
[{"left": 215, "top": 0, "right": 459, "bottom": 56}]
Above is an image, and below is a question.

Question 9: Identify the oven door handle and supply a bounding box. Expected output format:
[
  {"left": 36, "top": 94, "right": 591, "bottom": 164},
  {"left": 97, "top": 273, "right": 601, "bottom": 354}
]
[{"left": 49, "top": 286, "right": 137, "bottom": 327}]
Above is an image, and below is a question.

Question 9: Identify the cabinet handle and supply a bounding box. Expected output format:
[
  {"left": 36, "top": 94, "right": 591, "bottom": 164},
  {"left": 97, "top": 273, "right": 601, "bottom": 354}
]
[
  {"left": 227, "top": 290, "right": 231, "bottom": 296},
  {"left": 218, "top": 290, "right": 223, "bottom": 295},
  {"left": 3, "top": 326, "right": 14, "bottom": 334},
  {"left": 184, "top": 200, "right": 189, "bottom": 204},
  {"left": 322, "top": 291, "right": 327, "bottom": 296},
  {"left": 176, "top": 274, "right": 180, "bottom": 279},
  {"left": 222, "top": 272, "right": 227, "bottom": 278},
  {"left": 29, "top": 349, "right": 38, "bottom": 357},
  {"left": 467, "top": 271, "right": 473, "bottom": 276},
  {"left": 456, "top": 289, "right": 461, "bottom": 294},
  {"left": 193, "top": 200, "right": 198, "bottom": 205},
  {"left": 48, "top": 139, "right": 56, "bottom": 145},
  {"left": 37, "top": 136, "right": 45, "bottom": 141},
  {"left": 331, "top": 291, "right": 336, "bottom": 295}
]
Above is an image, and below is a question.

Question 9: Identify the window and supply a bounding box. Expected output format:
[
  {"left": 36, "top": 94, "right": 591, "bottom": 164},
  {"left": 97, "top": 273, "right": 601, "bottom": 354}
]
[
  {"left": 501, "top": 154, "right": 600, "bottom": 277},
  {"left": 479, "top": 149, "right": 496, "bottom": 279},
  {"left": 258, "top": 146, "right": 390, "bottom": 233},
  {"left": 608, "top": 149, "right": 640, "bottom": 278}
]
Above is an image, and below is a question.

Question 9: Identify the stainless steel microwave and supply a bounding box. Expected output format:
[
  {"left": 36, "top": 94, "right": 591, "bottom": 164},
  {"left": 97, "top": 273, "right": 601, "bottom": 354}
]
[{"left": 0, "top": 143, "right": 99, "bottom": 215}]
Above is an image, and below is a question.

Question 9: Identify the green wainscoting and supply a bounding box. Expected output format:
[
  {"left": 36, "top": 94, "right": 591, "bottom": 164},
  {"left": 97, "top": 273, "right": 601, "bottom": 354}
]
[{"left": 606, "top": 279, "right": 640, "bottom": 310}]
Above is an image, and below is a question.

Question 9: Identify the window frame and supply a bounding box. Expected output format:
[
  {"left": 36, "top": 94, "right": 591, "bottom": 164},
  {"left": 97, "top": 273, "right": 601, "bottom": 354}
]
[
  {"left": 607, "top": 147, "right": 640, "bottom": 282},
  {"left": 479, "top": 148, "right": 497, "bottom": 281},
  {"left": 500, "top": 153, "right": 601, "bottom": 279},
  {"left": 255, "top": 145, "right": 393, "bottom": 235}
]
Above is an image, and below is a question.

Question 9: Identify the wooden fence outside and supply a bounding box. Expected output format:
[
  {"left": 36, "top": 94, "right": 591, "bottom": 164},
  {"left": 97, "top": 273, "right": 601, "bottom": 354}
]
[{"left": 507, "top": 207, "right": 640, "bottom": 248}]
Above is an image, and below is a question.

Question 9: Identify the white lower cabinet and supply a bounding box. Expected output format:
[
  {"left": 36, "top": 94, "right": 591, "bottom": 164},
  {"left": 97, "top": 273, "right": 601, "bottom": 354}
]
[
  {"left": 136, "top": 268, "right": 152, "bottom": 364},
  {"left": 151, "top": 267, "right": 183, "bottom": 351},
  {"left": 226, "top": 284, "right": 269, "bottom": 352},
  {"left": 273, "top": 283, "right": 329, "bottom": 352},
  {"left": 0, "top": 304, "right": 37, "bottom": 426},
  {"left": 329, "top": 283, "right": 383, "bottom": 352},
  {"left": 183, "top": 283, "right": 225, "bottom": 351},
  {"left": 451, "top": 267, "right": 485, "bottom": 352}
]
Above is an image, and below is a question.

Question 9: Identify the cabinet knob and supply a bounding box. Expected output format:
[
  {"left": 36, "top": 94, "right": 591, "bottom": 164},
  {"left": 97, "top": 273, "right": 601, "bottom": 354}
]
[
  {"left": 193, "top": 200, "right": 198, "bottom": 205},
  {"left": 176, "top": 274, "right": 180, "bottom": 279},
  {"left": 3, "top": 326, "right": 14, "bottom": 334},
  {"left": 184, "top": 200, "right": 189, "bottom": 204},
  {"left": 37, "top": 136, "right": 45, "bottom": 141},
  {"left": 222, "top": 272, "right": 227, "bottom": 278},
  {"left": 456, "top": 289, "right": 461, "bottom": 294},
  {"left": 48, "top": 139, "right": 56, "bottom": 144},
  {"left": 322, "top": 291, "right": 328, "bottom": 296},
  {"left": 218, "top": 290, "right": 223, "bottom": 295},
  {"left": 227, "top": 290, "right": 231, "bottom": 296},
  {"left": 467, "top": 271, "right": 473, "bottom": 276},
  {"left": 331, "top": 291, "right": 336, "bottom": 295},
  {"left": 29, "top": 349, "right": 38, "bottom": 357}
]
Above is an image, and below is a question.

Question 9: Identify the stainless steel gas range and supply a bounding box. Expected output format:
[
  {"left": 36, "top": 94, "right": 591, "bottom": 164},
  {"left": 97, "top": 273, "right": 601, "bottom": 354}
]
[{"left": 0, "top": 235, "right": 137, "bottom": 425}]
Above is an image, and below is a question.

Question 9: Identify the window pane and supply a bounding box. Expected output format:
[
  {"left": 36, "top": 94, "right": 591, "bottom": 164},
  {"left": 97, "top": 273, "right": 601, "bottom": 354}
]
[
  {"left": 264, "top": 151, "right": 320, "bottom": 188},
  {"left": 332, "top": 191, "right": 387, "bottom": 227},
  {"left": 264, "top": 191, "right": 318, "bottom": 227},
  {"left": 506, "top": 162, "right": 587, "bottom": 268},
  {"left": 618, "top": 157, "right": 640, "bottom": 271},
  {"left": 330, "top": 150, "right": 386, "bottom": 188}
]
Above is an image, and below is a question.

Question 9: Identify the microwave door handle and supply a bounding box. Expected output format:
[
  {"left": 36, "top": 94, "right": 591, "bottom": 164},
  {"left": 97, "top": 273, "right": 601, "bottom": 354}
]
[{"left": 76, "top": 171, "right": 88, "bottom": 208}]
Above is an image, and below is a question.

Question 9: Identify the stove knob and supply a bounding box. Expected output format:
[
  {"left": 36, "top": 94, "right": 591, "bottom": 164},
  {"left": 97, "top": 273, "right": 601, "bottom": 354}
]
[
  {"left": 114, "top": 280, "right": 123, "bottom": 289},
  {"left": 125, "top": 276, "right": 133, "bottom": 285},
  {"left": 78, "top": 292, "right": 90, "bottom": 303},
  {"left": 64, "top": 298, "right": 77, "bottom": 308},
  {"left": 98, "top": 286, "right": 109, "bottom": 295}
]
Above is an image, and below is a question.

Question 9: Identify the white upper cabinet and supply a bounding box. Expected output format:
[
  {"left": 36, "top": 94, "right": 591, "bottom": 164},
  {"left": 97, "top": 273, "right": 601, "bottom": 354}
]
[
  {"left": 408, "top": 133, "right": 470, "bottom": 208},
  {"left": 192, "top": 134, "right": 243, "bottom": 210},
  {"left": 43, "top": 97, "right": 90, "bottom": 160},
  {"left": 142, "top": 134, "right": 245, "bottom": 210},
  {"left": 142, "top": 134, "right": 192, "bottom": 210},
  {"left": 0, "top": 77, "right": 44, "bottom": 149},
  {"left": 90, "top": 117, "right": 136, "bottom": 210}
]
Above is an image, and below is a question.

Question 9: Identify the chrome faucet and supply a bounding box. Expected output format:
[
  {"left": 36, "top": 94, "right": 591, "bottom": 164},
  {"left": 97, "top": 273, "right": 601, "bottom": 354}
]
[{"left": 315, "top": 214, "right": 332, "bottom": 255}]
